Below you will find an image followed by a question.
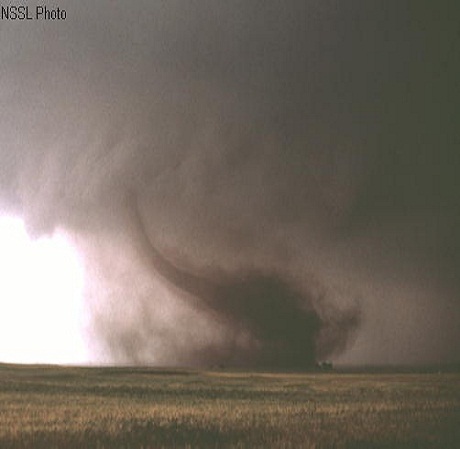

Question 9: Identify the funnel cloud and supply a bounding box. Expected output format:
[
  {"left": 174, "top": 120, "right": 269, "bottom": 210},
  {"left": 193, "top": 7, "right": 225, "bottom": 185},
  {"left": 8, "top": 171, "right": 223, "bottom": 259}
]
[
  {"left": 0, "top": 1, "right": 459, "bottom": 367},
  {"left": 114, "top": 193, "right": 359, "bottom": 368}
]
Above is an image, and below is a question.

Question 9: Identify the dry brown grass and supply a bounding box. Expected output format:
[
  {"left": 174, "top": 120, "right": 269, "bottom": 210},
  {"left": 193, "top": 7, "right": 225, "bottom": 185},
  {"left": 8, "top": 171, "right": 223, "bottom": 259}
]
[{"left": 0, "top": 364, "right": 458, "bottom": 448}]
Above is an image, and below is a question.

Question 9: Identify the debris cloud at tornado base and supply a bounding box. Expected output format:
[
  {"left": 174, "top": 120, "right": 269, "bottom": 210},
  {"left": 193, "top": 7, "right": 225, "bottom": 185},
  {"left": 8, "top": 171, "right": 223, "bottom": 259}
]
[
  {"left": 0, "top": 1, "right": 458, "bottom": 367},
  {"left": 107, "top": 193, "right": 361, "bottom": 368}
]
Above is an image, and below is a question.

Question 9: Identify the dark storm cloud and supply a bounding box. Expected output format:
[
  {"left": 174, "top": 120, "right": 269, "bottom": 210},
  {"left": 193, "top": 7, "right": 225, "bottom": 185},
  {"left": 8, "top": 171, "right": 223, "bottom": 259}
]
[{"left": 0, "top": 1, "right": 458, "bottom": 366}]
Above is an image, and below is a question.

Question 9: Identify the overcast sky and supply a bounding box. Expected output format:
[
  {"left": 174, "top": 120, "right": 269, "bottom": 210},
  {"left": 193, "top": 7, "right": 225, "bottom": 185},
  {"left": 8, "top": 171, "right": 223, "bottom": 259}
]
[{"left": 0, "top": 1, "right": 458, "bottom": 366}]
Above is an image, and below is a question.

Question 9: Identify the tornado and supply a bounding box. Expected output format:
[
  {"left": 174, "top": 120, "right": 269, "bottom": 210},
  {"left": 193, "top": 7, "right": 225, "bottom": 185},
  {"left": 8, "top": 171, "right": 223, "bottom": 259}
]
[{"left": 121, "top": 192, "right": 360, "bottom": 369}]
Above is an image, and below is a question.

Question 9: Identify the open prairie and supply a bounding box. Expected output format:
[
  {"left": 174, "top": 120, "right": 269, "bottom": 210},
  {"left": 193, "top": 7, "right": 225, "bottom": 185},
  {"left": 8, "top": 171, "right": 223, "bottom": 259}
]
[{"left": 0, "top": 364, "right": 458, "bottom": 448}]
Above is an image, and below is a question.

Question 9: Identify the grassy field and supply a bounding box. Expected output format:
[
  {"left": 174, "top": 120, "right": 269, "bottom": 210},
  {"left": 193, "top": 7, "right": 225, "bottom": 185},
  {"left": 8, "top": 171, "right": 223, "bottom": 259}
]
[{"left": 0, "top": 364, "right": 458, "bottom": 448}]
